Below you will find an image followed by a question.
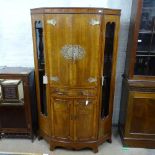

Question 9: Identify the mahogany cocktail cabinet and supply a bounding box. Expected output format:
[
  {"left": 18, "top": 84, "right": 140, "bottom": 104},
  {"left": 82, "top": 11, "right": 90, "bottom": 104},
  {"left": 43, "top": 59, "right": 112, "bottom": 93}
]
[{"left": 31, "top": 7, "right": 120, "bottom": 152}]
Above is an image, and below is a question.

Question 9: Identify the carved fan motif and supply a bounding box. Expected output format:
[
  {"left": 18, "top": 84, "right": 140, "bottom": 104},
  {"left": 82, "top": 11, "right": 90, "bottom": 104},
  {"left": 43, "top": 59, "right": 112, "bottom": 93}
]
[{"left": 61, "top": 45, "right": 85, "bottom": 61}]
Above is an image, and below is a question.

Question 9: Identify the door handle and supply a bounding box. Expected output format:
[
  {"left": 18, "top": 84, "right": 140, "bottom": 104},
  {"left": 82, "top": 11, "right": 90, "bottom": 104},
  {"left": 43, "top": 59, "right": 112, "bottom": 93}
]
[
  {"left": 102, "top": 76, "right": 104, "bottom": 86},
  {"left": 88, "top": 77, "right": 97, "bottom": 83}
]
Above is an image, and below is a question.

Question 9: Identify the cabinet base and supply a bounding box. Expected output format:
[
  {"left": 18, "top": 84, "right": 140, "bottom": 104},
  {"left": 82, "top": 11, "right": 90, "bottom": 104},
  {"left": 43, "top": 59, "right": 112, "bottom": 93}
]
[
  {"left": 119, "top": 126, "right": 155, "bottom": 148},
  {"left": 39, "top": 130, "right": 111, "bottom": 153},
  {"left": 50, "top": 136, "right": 111, "bottom": 153},
  {"left": 50, "top": 139, "right": 99, "bottom": 153},
  {"left": 0, "top": 132, "right": 34, "bottom": 142}
]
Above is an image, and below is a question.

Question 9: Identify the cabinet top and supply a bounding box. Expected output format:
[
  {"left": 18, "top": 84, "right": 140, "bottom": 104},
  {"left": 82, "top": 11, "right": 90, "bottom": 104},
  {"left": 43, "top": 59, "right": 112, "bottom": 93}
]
[
  {"left": 0, "top": 67, "right": 33, "bottom": 75},
  {"left": 31, "top": 7, "right": 121, "bottom": 15}
]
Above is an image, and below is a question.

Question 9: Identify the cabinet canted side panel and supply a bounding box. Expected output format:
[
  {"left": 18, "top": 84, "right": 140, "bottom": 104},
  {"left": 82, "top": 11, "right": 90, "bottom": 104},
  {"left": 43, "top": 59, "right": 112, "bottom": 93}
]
[{"left": 31, "top": 15, "right": 51, "bottom": 136}]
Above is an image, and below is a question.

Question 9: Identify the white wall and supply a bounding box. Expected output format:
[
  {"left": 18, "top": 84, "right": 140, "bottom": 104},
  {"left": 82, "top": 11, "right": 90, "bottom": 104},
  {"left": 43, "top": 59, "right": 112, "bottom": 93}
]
[{"left": 0, "top": 0, "right": 132, "bottom": 124}]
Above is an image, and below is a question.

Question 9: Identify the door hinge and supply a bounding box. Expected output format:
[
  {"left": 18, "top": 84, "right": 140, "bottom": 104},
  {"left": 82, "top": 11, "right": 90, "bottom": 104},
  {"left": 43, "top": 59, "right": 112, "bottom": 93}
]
[
  {"left": 47, "top": 19, "right": 57, "bottom": 26},
  {"left": 89, "top": 19, "right": 100, "bottom": 26}
]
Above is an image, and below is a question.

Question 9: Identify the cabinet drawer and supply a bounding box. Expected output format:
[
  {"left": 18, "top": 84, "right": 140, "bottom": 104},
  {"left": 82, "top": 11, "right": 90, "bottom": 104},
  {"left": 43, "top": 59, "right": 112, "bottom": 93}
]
[{"left": 51, "top": 88, "right": 97, "bottom": 97}]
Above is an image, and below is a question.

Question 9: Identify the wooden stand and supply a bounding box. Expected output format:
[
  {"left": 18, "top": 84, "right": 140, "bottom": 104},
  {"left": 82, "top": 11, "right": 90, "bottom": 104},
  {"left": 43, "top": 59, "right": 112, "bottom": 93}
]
[{"left": 0, "top": 67, "right": 37, "bottom": 140}]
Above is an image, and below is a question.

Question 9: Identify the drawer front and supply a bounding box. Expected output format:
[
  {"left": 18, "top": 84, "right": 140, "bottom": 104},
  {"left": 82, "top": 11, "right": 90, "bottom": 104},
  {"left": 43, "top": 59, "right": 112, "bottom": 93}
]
[{"left": 51, "top": 88, "right": 97, "bottom": 97}]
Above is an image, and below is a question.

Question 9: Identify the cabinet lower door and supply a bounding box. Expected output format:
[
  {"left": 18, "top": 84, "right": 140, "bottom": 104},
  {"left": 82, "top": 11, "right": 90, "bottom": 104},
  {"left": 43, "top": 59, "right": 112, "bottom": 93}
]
[
  {"left": 51, "top": 98, "right": 73, "bottom": 140},
  {"left": 126, "top": 92, "right": 155, "bottom": 139},
  {"left": 74, "top": 99, "right": 97, "bottom": 141}
]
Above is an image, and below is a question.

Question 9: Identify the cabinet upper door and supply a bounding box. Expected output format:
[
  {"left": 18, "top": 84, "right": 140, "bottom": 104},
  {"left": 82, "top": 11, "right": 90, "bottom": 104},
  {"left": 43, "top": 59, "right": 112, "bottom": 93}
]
[
  {"left": 45, "top": 14, "right": 102, "bottom": 87},
  {"left": 134, "top": 0, "right": 155, "bottom": 76}
]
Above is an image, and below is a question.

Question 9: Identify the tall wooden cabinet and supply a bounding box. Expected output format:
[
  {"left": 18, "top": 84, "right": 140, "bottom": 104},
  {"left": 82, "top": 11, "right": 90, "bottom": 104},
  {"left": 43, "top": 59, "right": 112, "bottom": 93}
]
[
  {"left": 31, "top": 8, "right": 120, "bottom": 152},
  {"left": 119, "top": 0, "right": 155, "bottom": 148}
]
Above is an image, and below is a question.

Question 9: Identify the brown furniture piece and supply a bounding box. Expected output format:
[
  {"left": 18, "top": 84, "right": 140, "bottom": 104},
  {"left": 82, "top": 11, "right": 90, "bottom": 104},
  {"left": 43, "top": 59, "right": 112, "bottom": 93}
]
[
  {"left": 119, "top": 0, "right": 155, "bottom": 148},
  {"left": 31, "top": 8, "right": 120, "bottom": 152},
  {"left": 0, "top": 67, "right": 37, "bottom": 140}
]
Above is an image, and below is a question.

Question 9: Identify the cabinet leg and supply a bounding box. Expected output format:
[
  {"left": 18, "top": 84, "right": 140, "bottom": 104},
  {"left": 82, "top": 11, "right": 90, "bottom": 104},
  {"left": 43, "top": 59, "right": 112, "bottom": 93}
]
[
  {"left": 31, "top": 134, "right": 35, "bottom": 143},
  {"left": 50, "top": 144, "right": 55, "bottom": 151},
  {"left": 92, "top": 146, "right": 98, "bottom": 153},
  {"left": 38, "top": 135, "right": 43, "bottom": 140},
  {"left": 107, "top": 138, "right": 112, "bottom": 143}
]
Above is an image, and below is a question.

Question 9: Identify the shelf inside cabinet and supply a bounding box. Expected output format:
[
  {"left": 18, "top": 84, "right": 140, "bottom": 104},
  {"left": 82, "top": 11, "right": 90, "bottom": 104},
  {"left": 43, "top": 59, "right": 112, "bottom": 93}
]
[
  {"left": 142, "top": 7, "right": 155, "bottom": 10},
  {"left": 139, "top": 31, "right": 155, "bottom": 34}
]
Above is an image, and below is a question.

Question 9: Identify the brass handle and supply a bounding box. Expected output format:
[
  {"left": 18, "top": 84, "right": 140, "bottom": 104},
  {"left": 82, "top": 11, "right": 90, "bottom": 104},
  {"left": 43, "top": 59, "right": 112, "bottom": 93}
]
[
  {"left": 52, "top": 89, "right": 66, "bottom": 95},
  {"left": 78, "top": 100, "right": 93, "bottom": 105},
  {"left": 88, "top": 77, "right": 97, "bottom": 83},
  {"left": 50, "top": 76, "right": 59, "bottom": 82},
  {"left": 81, "top": 91, "right": 91, "bottom": 96},
  {"left": 57, "top": 92, "right": 65, "bottom": 95}
]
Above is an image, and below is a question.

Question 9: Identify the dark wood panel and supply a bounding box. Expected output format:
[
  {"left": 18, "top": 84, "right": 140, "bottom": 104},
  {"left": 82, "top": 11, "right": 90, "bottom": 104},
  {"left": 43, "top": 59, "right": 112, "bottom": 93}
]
[
  {"left": 130, "top": 97, "right": 155, "bottom": 134},
  {"left": 0, "top": 106, "right": 27, "bottom": 129},
  {"left": 119, "top": 78, "right": 155, "bottom": 148},
  {"left": 0, "top": 67, "right": 37, "bottom": 139}
]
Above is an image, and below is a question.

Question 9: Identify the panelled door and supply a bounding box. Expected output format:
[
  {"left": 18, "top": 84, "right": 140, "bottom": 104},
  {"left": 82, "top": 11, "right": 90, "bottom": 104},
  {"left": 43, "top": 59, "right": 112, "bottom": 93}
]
[
  {"left": 126, "top": 92, "right": 155, "bottom": 139},
  {"left": 51, "top": 98, "right": 97, "bottom": 141},
  {"left": 51, "top": 98, "right": 73, "bottom": 140},
  {"left": 45, "top": 14, "right": 102, "bottom": 87},
  {"left": 74, "top": 99, "right": 97, "bottom": 141}
]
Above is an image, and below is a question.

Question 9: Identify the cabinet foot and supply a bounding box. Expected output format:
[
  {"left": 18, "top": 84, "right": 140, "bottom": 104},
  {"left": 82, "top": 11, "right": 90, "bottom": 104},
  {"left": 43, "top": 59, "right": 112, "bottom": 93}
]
[
  {"left": 107, "top": 138, "right": 112, "bottom": 143},
  {"left": 31, "top": 135, "right": 35, "bottom": 143},
  {"left": 38, "top": 135, "right": 43, "bottom": 140},
  {"left": 92, "top": 146, "right": 98, "bottom": 153},
  {"left": 50, "top": 143, "right": 55, "bottom": 151},
  {"left": 50, "top": 144, "right": 55, "bottom": 151}
]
